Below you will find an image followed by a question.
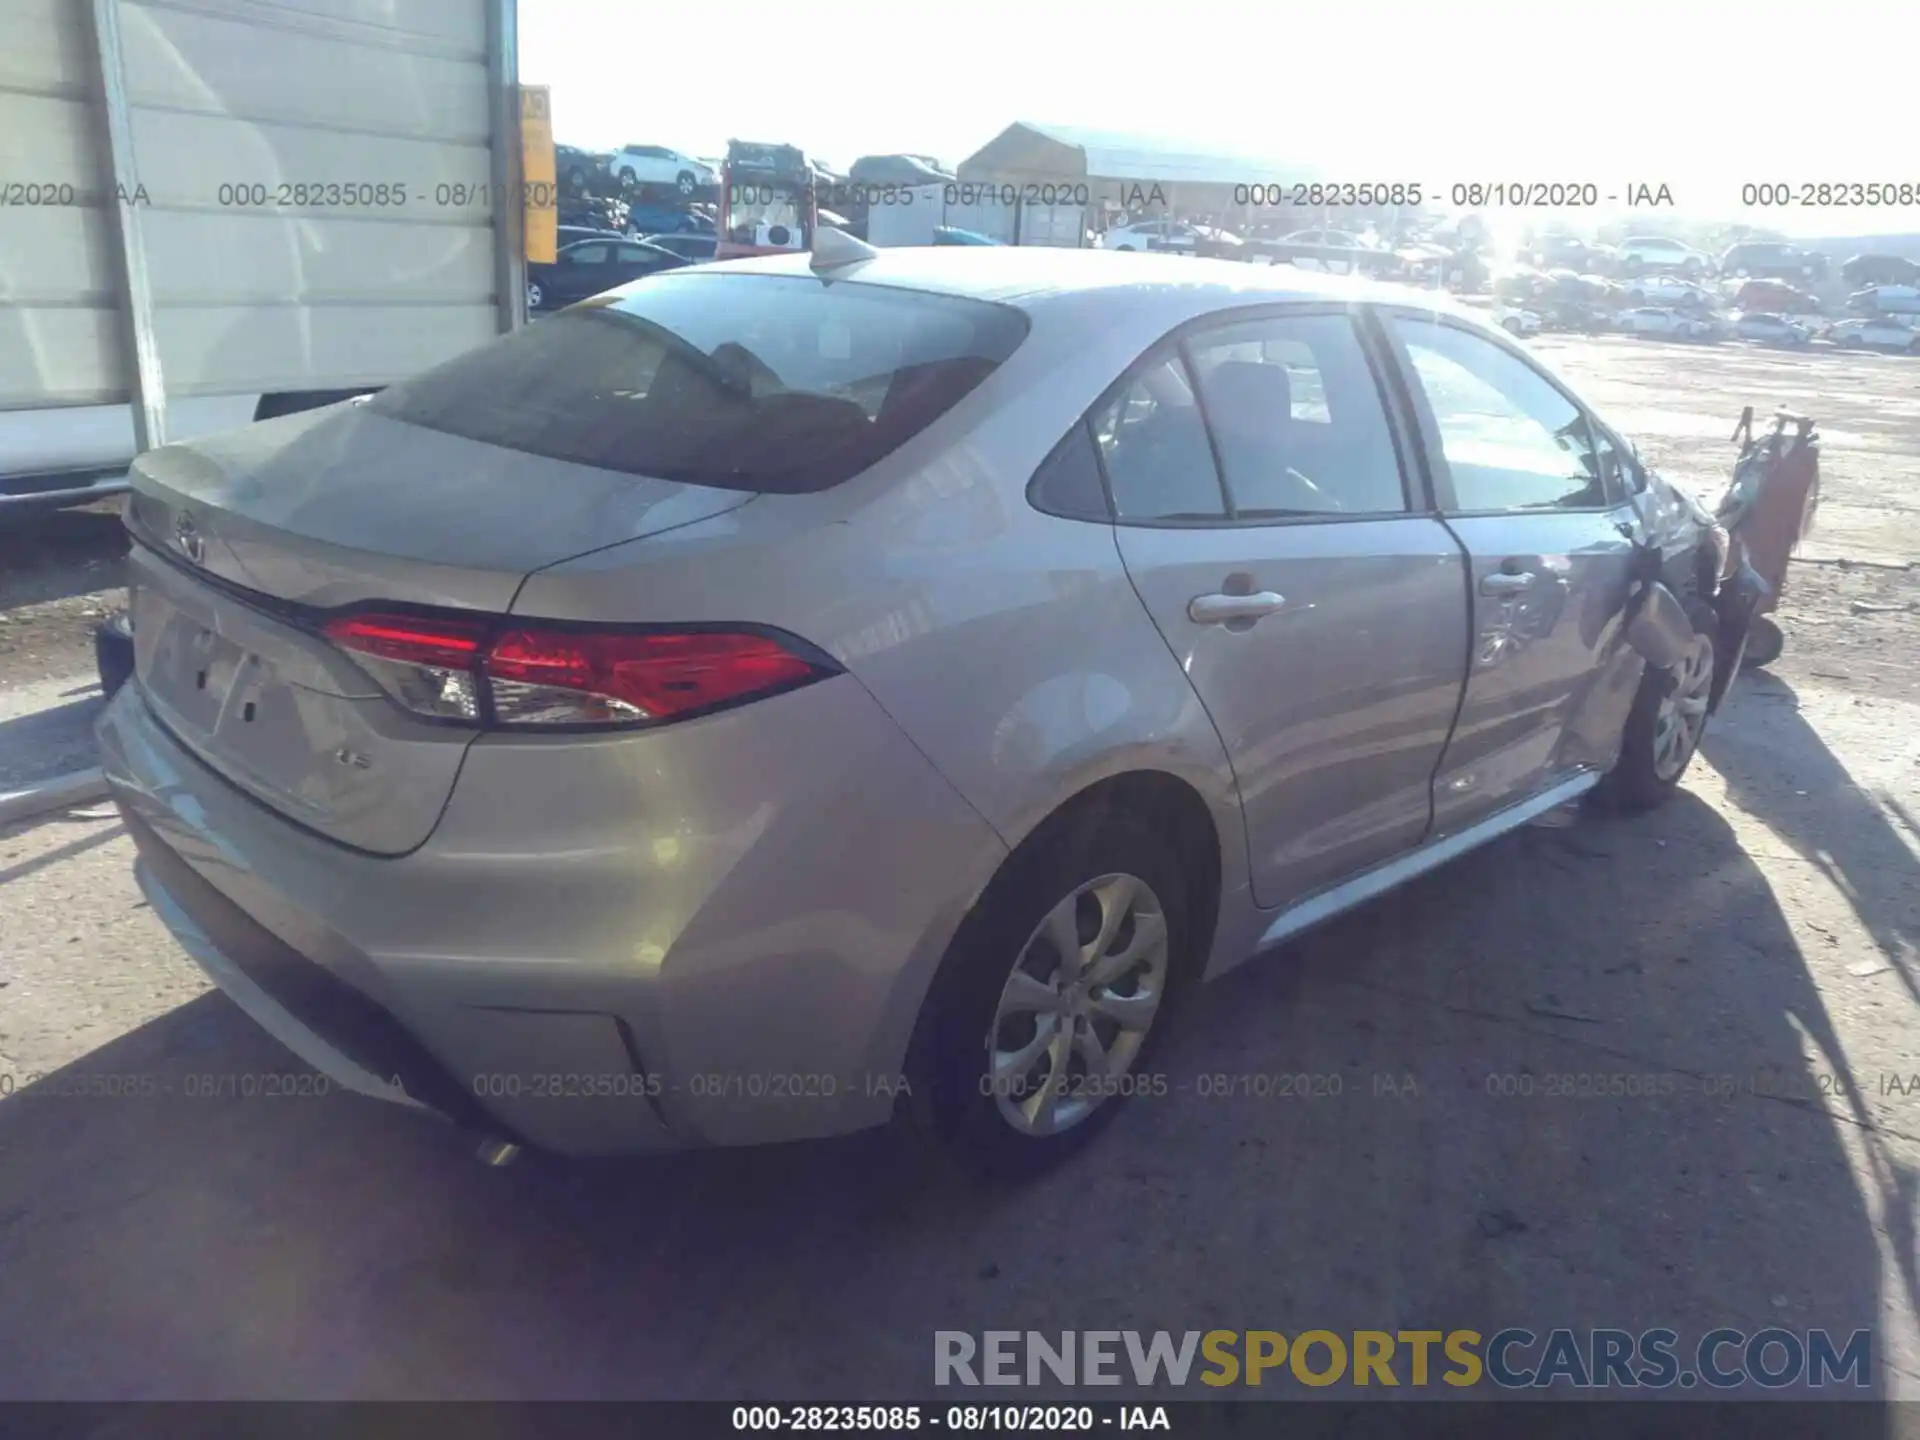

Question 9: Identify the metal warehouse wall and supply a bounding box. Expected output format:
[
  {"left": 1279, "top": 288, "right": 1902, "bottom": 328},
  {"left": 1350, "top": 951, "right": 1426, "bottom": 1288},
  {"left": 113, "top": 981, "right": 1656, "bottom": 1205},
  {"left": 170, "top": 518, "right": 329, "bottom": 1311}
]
[{"left": 0, "top": 0, "right": 512, "bottom": 413}]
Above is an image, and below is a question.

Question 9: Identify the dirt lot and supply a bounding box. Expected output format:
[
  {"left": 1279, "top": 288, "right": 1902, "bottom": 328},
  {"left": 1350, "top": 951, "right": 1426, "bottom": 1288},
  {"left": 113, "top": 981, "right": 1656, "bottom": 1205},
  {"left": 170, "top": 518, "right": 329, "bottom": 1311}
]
[{"left": 0, "top": 333, "right": 1917, "bottom": 1405}]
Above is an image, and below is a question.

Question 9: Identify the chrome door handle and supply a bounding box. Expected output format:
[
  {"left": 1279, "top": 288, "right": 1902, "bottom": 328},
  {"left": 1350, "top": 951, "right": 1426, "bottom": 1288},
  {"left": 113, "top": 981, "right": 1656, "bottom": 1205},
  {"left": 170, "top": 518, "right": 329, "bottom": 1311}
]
[
  {"left": 1189, "top": 591, "right": 1287, "bottom": 625},
  {"left": 1480, "top": 571, "right": 1536, "bottom": 596}
]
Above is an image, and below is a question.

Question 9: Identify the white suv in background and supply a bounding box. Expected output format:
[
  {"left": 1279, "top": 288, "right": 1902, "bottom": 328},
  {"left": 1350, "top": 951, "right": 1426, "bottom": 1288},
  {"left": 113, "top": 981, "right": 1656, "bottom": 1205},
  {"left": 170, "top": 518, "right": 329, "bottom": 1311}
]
[
  {"left": 1618, "top": 236, "right": 1712, "bottom": 278},
  {"left": 610, "top": 144, "right": 718, "bottom": 194}
]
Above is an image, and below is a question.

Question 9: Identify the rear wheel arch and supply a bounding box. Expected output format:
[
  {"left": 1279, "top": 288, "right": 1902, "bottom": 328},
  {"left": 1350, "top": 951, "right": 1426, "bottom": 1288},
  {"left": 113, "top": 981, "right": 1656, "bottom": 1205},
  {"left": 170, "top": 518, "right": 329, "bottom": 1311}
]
[
  {"left": 896, "top": 768, "right": 1225, "bottom": 1170},
  {"left": 899, "top": 772, "right": 1224, "bottom": 1084},
  {"left": 981, "top": 771, "right": 1223, "bottom": 991}
]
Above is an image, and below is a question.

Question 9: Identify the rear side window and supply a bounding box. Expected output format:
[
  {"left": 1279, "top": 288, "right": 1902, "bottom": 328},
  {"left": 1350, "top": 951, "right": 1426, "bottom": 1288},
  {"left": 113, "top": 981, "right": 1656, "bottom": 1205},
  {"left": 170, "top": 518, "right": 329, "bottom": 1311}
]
[
  {"left": 1185, "top": 314, "right": 1407, "bottom": 515},
  {"left": 367, "top": 274, "right": 1030, "bottom": 494},
  {"left": 1089, "top": 354, "right": 1228, "bottom": 521}
]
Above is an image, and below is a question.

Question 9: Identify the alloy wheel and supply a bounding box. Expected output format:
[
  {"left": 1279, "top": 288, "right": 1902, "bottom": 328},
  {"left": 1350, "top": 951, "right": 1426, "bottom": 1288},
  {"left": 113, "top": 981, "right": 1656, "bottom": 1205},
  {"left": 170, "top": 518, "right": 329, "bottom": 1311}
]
[
  {"left": 986, "top": 873, "right": 1170, "bottom": 1137},
  {"left": 1652, "top": 634, "right": 1714, "bottom": 781}
]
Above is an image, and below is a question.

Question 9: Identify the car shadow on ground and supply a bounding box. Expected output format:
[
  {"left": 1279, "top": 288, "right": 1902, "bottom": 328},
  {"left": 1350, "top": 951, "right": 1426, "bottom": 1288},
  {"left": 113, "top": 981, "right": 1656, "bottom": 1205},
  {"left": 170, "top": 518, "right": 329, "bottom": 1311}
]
[
  {"left": 0, "top": 714, "right": 1897, "bottom": 1401},
  {"left": 1700, "top": 671, "right": 1920, "bottom": 1321}
]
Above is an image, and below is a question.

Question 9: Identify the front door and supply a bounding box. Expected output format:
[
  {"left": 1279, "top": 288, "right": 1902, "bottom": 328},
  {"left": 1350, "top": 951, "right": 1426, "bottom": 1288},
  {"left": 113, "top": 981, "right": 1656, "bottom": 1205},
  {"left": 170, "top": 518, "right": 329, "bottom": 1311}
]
[
  {"left": 1103, "top": 309, "right": 1471, "bottom": 909},
  {"left": 1379, "top": 311, "right": 1641, "bottom": 835}
]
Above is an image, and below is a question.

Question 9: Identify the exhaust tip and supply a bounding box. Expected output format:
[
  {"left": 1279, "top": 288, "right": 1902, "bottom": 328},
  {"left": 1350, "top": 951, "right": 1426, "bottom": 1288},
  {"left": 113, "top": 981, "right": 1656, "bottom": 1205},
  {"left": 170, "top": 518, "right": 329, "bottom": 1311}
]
[{"left": 475, "top": 1137, "right": 523, "bottom": 1168}]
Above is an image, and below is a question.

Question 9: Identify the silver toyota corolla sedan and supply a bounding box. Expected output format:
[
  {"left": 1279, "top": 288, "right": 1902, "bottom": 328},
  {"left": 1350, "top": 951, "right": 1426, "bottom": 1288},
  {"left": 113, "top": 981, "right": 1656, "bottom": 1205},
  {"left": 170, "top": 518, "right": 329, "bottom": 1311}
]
[{"left": 99, "top": 247, "right": 1758, "bottom": 1175}]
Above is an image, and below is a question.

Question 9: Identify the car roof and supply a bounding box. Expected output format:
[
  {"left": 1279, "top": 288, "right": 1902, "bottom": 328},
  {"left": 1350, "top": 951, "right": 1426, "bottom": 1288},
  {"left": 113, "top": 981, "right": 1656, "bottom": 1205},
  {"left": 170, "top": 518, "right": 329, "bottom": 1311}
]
[{"left": 695, "top": 246, "right": 1464, "bottom": 315}]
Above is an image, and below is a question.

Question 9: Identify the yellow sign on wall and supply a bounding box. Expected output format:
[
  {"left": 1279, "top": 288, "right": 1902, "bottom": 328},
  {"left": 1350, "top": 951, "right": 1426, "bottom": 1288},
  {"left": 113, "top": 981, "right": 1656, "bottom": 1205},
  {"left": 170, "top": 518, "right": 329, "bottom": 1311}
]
[{"left": 521, "top": 86, "right": 556, "bottom": 265}]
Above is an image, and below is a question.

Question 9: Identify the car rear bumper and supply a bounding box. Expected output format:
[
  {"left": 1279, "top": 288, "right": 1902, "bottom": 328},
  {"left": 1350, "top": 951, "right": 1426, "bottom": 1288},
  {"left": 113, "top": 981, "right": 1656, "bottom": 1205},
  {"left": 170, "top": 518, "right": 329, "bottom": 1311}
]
[{"left": 97, "top": 674, "right": 1008, "bottom": 1155}]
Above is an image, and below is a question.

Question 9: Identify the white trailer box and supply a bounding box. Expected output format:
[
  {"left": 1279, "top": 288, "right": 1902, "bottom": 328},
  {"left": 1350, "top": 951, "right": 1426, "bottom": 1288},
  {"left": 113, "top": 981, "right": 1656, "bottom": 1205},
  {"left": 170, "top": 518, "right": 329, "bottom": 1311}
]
[
  {"left": 863, "top": 183, "right": 943, "bottom": 246},
  {"left": 0, "top": 0, "right": 525, "bottom": 517}
]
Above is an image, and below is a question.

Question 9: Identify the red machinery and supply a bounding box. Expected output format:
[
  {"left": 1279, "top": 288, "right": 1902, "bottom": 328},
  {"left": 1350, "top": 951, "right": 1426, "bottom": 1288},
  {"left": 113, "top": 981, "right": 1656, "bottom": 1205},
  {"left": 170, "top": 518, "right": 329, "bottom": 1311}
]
[{"left": 1718, "top": 407, "right": 1821, "bottom": 668}]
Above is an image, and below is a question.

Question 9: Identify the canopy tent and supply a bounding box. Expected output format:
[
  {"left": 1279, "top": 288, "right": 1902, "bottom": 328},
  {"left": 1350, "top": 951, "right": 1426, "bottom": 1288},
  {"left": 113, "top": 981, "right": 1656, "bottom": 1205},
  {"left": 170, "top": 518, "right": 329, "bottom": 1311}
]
[{"left": 956, "top": 122, "right": 1307, "bottom": 190}]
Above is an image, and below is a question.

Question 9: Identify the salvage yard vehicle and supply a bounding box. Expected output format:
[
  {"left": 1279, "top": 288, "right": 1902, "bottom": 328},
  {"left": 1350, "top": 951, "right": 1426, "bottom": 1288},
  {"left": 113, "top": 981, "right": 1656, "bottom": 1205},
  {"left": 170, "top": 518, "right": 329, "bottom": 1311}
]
[
  {"left": 1840, "top": 253, "right": 1920, "bottom": 288},
  {"left": 1846, "top": 284, "right": 1920, "bottom": 316},
  {"left": 610, "top": 143, "right": 718, "bottom": 195},
  {"left": 1732, "top": 278, "right": 1824, "bottom": 318},
  {"left": 1615, "top": 306, "right": 1721, "bottom": 339},
  {"left": 524, "top": 237, "right": 686, "bottom": 311},
  {"left": 1618, "top": 236, "right": 1713, "bottom": 278},
  {"left": 1824, "top": 315, "right": 1920, "bottom": 351},
  {"left": 1625, "top": 274, "right": 1716, "bottom": 308},
  {"left": 100, "top": 249, "right": 1754, "bottom": 1176},
  {"left": 1491, "top": 301, "right": 1541, "bottom": 336},
  {"left": 1103, "top": 220, "right": 1204, "bottom": 254},
  {"left": 1718, "top": 241, "right": 1827, "bottom": 283},
  {"left": 1733, "top": 313, "right": 1812, "bottom": 347}
]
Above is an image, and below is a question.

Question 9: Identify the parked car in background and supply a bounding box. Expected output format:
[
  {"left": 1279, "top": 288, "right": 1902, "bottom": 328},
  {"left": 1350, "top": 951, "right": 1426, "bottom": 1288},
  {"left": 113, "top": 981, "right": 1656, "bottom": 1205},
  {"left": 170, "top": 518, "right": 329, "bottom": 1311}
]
[
  {"left": 558, "top": 224, "right": 627, "bottom": 248},
  {"left": 933, "top": 226, "right": 1004, "bottom": 245},
  {"left": 624, "top": 201, "right": 714, "bottom": 237},
  {"left": 1618, "top": 236, "right": 1712, "bottom": 278},
  {"left": 1732, "top": 278, "right": 1824, "bottom": 317},
  {"left": 1840, "top": 254, "right": 1920, "bottom": 288},
  {"left": 524, "top": 237, "right": 687, "bottom": 312},
  {"left": 1530, "top": 235, "right": 1611, "bottom": 272},
  {"left": 1733, "top": 312, "right": 1812, "bottom": 346},
  {"left": 1192, "top": 226, "right": 1245, "bottom": 259},
  {"left": 610, "top": 144, "right": 719, "bottom": 195},
  {"left": 1490, "top": 301, "right": 1541, "bottom": 336},
  {"left": 101, "top": 252, "right": 1743, "bottom": 1175},
  {"left": 849, "top": 153, "right": 954, "bottom": 186},
  {"left": 1824, "top": 315, "right": 1920, "bottom": 351},
  {"left": 1492, "top": 266, "right": 1552, "bottom": 303},
  {"left": 1718, "top": 241, "right": 1827, "bottom": 282},
  {"left": 556, "top": 144, "right": 612, "bottom": 194},
  {"left": 642, "top": 232, "right": 719, "bottom": 262},
  {"left": 1103, "top": 220, "right": 1204, "bottom": 254},
  {"left": 1614, "top": 306, "right": 1719, "bottom": 339},
  {"left": 1847, "top": 284, "right": 1920, "bottom": 315},
  {"left": 1280, "top": 228, "right": 1375, "bottom": 249},
  {"left": 1625, "top": 274, "right": 1717, "bottom": 308}
]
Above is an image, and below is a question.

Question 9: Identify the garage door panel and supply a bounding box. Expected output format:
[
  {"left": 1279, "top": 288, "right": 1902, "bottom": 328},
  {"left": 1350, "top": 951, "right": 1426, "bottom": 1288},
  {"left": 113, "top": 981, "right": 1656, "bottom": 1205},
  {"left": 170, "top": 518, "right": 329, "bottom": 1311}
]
[
  {"left": 0, "top": 207, "right": 120, "bottom": 307},
  {"left": 1, "top": 0, "right": 92, "bottom": 97},
  {"left": 128, "top": 109, "right": 496, "bottom": 223},
  {"left": 174, "top": 0, "right": 489, "bottom": 53},
  {"left": 0, "top": 308, "right": 126, "bottom": 410},
  {"left": 140, "top": 211, "right": 494, "bottom": 307},
  {"left": 121, "top": 5, "right": 489, "bottom": 140},
  {"left": 153, "top": 303, "right": 498, "bottom": 396}
]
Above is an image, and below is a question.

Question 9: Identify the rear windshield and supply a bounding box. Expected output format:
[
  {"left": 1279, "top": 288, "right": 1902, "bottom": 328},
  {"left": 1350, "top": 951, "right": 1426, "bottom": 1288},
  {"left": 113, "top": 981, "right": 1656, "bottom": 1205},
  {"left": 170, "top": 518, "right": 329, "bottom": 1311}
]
[{"left": 367, "top": 273, "right": 1030, "bottom": 493}]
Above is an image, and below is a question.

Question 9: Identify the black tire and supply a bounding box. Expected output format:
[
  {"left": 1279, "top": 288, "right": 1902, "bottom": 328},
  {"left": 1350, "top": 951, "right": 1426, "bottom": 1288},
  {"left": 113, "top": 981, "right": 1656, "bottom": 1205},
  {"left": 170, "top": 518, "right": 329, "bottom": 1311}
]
[
  {"left": 1742, "top": 614, "right": 1784, "bottom": 669},
  {"left": 1597, "top": 598, "right": 1719, "bottom": 814},
  {"left": 525, "top": 280, "right": 543, "bottom": 311},
  {"left": 675, "top": 171, "right": 696, "bottom": 196},
  {"left": 908, "top": 808, "right": 1196, "bottom": 1180}
]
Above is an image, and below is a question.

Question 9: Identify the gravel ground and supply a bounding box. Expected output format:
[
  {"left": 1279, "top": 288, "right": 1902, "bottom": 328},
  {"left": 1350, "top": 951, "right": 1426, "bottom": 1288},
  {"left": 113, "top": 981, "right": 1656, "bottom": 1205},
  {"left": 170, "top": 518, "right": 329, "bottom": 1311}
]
[{"left": 0, "top": 334, "right": 1917, "bottom": 1404}]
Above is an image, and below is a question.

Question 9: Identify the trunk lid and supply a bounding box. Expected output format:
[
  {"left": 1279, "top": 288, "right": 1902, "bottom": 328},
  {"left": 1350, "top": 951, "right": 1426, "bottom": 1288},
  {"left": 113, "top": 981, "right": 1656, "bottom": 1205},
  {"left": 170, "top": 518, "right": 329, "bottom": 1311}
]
[{"left": 125, "top": 402, "right": 755, "bottom": 854}]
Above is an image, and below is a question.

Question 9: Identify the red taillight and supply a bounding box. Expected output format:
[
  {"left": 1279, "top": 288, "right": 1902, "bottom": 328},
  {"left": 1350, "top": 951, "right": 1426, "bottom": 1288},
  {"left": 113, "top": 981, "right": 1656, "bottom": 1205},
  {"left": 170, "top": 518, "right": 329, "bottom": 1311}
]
[
  {"left": 323, "top": 614, "right": 487, "bottom": 669},
  {"left": 487, "top": 628, "right": 822, "bottom": 724},
  {"left": 323, "top": 611, "right": 830, "bottom": 729}
]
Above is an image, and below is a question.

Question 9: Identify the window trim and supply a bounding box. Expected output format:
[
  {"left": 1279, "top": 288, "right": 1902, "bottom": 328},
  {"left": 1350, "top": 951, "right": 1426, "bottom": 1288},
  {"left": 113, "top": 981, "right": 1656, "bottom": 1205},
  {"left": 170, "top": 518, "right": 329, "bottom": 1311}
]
[
  {"left": 1059, "top": 301, "right": 1427, "bottom": 531},
  {"left": 1375, "top": 307, "right": 1625, "bottom": 519}
]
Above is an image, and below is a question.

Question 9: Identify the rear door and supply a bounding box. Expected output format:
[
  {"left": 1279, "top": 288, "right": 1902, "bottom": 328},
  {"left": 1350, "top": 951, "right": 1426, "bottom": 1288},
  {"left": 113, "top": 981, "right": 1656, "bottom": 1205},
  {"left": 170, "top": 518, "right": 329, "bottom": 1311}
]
[
  {"left": 1377, "top": 310, "right": 1640, "bottom": 835},
  {"left": 549, "top": 242, "right": 615, "bottom": 305},
  {"left": 1105, "top": 307, "right": 1471, "bottom": 909},
  {"left": 607, "top": 241, "right": 685, "bottom": 284}
]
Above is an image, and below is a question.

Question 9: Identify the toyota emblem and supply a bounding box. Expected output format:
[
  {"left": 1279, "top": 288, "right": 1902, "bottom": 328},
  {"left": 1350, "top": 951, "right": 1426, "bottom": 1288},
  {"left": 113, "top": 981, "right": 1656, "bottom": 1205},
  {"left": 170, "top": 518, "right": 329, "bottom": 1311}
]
[{"left": 173, "top": 510, "right": 205, "bottom": 565}]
